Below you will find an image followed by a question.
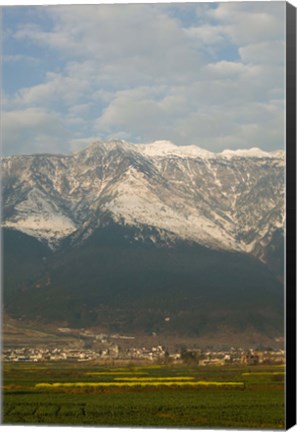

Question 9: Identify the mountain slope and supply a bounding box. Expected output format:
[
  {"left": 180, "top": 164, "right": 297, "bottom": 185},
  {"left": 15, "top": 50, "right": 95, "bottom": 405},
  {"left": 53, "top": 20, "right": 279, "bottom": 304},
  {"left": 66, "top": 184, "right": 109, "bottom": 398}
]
[
  {"left": 3, "top": 225, "right": 283, "bottom": 339},
  {"left": 1, "top": 139, "right": 285, "bottom": 261},
  {"left": 1, "top": 140, "right": 285, "bottom": 342}
]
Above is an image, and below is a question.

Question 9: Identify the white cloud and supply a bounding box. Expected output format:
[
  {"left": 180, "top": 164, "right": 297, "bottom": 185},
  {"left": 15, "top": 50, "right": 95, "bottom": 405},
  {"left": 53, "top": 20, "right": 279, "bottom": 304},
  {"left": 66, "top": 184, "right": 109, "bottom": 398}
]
[
  {"left": 239, "top": 40, "right": 285, "bottom": 65},
  {"left": 180, "top": 101, "right": 284, "bottom": 151},
  {"left": 207, "top": 2, "right": 285, "bottom": 45},
  {"left": 3, "top": 2, "right": 285, "bottom": 154},
  {"left": 14, "top": 4, "right": 203, "bottom": 86},
  {"left": 2, "top": 108, "right": 71, "bottom": 155},
  {"left": 185, "top": 25, "right": 226, "bottom": 46},
  {"left": 93, "top": 67, "right": 285, "bottom": 151},
  {"left": 14, "top": 72, "right": 90, "bottom": 107},
  {"left": 96, "top": 88, "right": 164, "bottom": 135},
  {"left": 3, "top": 54, "right": 39, "bottom": 64},
  {"left": 68, "top": 104, "right": 92, "bottom": 116},
  {"left": 206, "top": 60, "right": 260, "bottom": 78}
]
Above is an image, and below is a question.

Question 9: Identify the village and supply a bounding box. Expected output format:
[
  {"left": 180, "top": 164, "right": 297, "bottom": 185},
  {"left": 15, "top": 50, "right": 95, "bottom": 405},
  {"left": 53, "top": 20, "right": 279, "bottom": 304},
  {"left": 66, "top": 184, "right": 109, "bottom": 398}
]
[{"left": 2, "top": 343, "right": 285, "bottom": 365}]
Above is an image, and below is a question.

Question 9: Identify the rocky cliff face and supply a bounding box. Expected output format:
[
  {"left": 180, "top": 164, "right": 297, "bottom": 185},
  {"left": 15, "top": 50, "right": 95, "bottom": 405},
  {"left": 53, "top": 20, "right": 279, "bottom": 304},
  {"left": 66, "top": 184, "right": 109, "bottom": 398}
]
[{"left": 2, "top": 139, "right": 285, "bottom": 263}]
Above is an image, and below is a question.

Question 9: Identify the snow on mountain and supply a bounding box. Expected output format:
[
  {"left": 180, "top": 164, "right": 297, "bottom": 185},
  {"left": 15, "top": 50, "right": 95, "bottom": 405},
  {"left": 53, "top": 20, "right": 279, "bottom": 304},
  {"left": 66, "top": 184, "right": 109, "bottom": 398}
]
[
  {"left": 1, "top": 140, "right": 285, "bottom": 261},
  {"left": 2, "top": 188, "right": 77, "bottom": 249},
  {"left": 139, "top": 141, "right": 283, "bottom": 160},
  {"left": 139, "top": 140, "right": 215, "bottom": 159},
  {"left": 220, "top": 147, "right": 279, "bottom": 159},
  {"left": 102, "top": 165, "right": 238, "bottom": 251}
]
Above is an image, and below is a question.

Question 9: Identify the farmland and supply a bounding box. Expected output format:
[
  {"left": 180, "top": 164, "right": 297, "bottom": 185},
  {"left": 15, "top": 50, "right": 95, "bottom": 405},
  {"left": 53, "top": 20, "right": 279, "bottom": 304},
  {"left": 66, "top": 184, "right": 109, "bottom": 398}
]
[{"left": 2, "top": 362, "right": 285, "bottom": 428}]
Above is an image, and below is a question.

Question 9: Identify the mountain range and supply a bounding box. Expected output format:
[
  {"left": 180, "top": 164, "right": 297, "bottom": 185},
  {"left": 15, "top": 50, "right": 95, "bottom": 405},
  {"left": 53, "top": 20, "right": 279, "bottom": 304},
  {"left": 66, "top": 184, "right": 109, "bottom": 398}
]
[{"left": 1, "top": 140, "right": 285, "bottom": 345}]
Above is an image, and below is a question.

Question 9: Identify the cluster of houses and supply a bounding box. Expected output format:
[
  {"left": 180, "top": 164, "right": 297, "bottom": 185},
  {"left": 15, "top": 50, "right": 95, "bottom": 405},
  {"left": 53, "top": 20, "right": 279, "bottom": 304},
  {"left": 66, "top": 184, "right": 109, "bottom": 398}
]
[
  {"left": 195, "top": 348, "right": 285, "bottom": 366},
  {"left": 1, "top": 345, "right": 168, "bottom": 363},
  {"left": 2, "top": 345, "right": 285, "bottom": 365},
  {"left": 2, "top": 347, "right": 99, "bottom": 362}
]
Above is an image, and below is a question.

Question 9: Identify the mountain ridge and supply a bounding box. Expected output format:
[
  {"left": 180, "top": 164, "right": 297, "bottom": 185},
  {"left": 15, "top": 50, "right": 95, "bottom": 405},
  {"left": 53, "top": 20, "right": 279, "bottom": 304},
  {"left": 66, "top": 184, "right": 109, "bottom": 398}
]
[{"left": 2, "top": 139, "right": 285, "bottom": 263}]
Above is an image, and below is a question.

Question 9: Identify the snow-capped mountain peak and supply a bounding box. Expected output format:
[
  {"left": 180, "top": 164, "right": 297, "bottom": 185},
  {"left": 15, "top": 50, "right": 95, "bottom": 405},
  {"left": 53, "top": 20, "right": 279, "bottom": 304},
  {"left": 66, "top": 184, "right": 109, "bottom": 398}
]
[
  {"left": 140, "top": 140, "right": 215, "bottom": 159},
  {"left": 2, "top": 139, "right": 284, "bottom": 263}
]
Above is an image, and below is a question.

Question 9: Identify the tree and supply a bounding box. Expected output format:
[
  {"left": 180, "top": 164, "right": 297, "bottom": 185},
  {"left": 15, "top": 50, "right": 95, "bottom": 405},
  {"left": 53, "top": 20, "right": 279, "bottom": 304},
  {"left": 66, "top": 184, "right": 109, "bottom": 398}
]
[{"left": 180, "top": 348, "right": 197, "bottom": 365}]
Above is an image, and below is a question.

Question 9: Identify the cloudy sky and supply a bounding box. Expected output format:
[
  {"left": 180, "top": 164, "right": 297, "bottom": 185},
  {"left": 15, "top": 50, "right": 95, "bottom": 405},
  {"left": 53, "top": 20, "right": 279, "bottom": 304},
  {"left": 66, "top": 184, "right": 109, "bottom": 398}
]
[{"left": 2, "top": 1, "right": 286, "bottom": 156}]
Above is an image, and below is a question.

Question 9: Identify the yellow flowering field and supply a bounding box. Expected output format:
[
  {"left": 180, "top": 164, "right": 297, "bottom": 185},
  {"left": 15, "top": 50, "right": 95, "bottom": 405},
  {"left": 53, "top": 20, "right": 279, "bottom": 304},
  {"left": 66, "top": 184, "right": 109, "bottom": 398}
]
[
  {"left": 242, "top": 372, "right": 285, "bottom": 376},
  {"left": 85, "top": 371, "right": 148, "bottom": 375},
  {"left": 113, "top": 376, "right": 195, "bottom": 381},
  {"left": 35, "top": 380, "right": 244, "bottom": 388}
]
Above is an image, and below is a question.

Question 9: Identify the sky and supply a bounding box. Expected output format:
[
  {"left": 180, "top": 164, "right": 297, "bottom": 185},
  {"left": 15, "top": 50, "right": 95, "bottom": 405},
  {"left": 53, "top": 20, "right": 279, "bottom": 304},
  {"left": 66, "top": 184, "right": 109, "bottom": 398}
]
[{"left": 2, "top": 1, "right": 286, "bottom": 156}]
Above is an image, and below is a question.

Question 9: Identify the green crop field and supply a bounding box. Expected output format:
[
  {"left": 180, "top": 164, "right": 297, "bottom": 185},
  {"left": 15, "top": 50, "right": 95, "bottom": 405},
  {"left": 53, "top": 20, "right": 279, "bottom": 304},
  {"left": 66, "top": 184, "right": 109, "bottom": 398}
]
[{"left": 2, "top": 362, "right": 285, "bottom": 428}]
